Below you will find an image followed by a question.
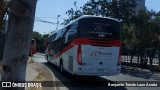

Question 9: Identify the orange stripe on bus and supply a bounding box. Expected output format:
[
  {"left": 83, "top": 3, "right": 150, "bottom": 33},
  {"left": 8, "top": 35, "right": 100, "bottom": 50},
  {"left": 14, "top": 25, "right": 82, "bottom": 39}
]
[{"left": 52, "top": 38, "right": 121, "bottom": 60}]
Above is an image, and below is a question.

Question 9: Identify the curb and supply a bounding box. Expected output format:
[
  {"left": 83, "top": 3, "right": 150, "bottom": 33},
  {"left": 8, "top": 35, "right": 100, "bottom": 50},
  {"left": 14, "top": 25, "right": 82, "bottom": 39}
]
[
  {"left": 40, "top": 63, "right": 56, "bottom": 81},
  {"left": 26, "top": 62, "right": 57, "bottom": 90},
  {"left": 39, "top": 63, "right": 57, "bottom": 90}
]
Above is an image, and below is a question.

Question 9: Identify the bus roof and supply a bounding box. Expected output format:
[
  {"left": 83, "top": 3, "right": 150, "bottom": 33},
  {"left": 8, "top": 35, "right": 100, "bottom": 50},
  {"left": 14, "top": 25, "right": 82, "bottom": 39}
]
[
  {"left": 77, "top": 15, "right": 120, "bottom": 22},
  {"left": 48, "top": 15, "right": 120, "bottom": 38},
  {"left": 65, "top": 15, "right": 120, "bottom": 28}
]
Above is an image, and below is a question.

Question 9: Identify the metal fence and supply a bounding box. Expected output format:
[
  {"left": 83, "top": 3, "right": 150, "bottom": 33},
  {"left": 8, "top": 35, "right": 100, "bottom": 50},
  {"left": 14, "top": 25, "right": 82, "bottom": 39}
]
[{"left": 122, "top": 55, "right": 160, "bottom": 65}]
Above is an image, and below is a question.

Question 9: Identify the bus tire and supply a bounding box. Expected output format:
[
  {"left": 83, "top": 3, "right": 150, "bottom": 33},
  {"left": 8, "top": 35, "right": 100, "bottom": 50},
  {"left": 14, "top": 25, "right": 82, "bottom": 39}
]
[
  {"left": 46, "top": 55, "right": 49, "bottom": 61},
  {"left": 60, "top": 60, "right": 64, "bottom": 72},
  {"left": 46, "top": 55, "right": 51, "bottom": 64}
]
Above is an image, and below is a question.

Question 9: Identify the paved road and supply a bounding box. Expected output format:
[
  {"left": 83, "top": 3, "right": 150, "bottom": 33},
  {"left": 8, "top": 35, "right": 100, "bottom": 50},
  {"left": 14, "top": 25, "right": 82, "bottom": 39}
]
[{"left": 31, "top": 53, "right": 160, "bottom": 90}]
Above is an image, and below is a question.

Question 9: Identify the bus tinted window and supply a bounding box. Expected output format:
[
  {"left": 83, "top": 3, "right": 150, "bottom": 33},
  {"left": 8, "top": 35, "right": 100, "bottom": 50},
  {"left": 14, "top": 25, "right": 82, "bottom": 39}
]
[
  {"left": 64, "top": 22, "right": 78, "bottom": 44},
  {"left": 80, "top": 18, "right": 120, "bottom": 40},
  {"left": 48, "top": 33, "right": 57, "bottom": 42}
]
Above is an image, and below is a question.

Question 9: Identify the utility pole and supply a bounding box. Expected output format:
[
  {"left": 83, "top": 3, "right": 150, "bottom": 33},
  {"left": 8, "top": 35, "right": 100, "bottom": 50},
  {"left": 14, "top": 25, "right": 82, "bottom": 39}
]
[{"left": 56, "top": 15, "right": 60, "bottom": 30}]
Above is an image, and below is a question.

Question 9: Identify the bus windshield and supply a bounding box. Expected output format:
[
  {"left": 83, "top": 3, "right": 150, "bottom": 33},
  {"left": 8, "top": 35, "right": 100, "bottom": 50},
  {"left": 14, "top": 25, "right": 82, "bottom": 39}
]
[{"left": 79, "top": 18, "right": 120, "bottom": 40}]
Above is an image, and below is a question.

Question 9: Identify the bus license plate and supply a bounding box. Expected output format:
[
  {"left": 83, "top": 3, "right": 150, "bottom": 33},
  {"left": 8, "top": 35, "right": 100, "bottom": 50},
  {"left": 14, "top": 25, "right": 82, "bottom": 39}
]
[{"left": 97, "top": 69, "right": 104, "bottom": 72}]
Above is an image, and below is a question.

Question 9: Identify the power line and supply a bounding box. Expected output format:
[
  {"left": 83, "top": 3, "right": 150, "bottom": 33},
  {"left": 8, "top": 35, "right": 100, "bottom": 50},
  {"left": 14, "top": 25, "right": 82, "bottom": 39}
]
[
  {"left": 34, "top": 17, "right": 64, "bottom": 26},
  {"left": 35, "top": 17, "right": 57, "bottom": 25},
  {"left": 35, "top": 17, "right": 66, "bottom": 19}
]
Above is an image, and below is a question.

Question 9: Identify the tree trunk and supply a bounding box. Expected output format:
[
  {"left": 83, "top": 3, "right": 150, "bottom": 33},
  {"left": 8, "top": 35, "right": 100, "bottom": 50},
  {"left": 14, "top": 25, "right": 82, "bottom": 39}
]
[
  {"left": 149, "top": 57, "right": 153, "bottom": 65},
  {"left": 130, "top": 47, "right": 134, "bottom": 63},
  {"left": 137, "top": 55, "right": 139, "bottom": 63},
  {"left": 0, "top": 31, "right": 5, "bottom": 60},
  {"left": 158, "top": 58, "right": 160, "bottom": 66},
  {"left": 1, "top": 0, "right": 37, "bottom": 90},
  {"left": 149, "top": 48, "right": 154, "bottom": 65}
]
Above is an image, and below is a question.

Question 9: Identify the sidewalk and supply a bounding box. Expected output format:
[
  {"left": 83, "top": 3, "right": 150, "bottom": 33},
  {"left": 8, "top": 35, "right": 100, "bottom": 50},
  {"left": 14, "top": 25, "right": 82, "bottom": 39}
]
[
  {"left": 36, "top": 53, "right": 45, "bottom": 56},
  {"left": 0, "top": 59, "right": 55, "bottom": 90},
  {"left": 27, "top": 59, "right": 55, "bottom": 81},
  {"left": 26, "top": 59, "right": 55, "bottom": 90}
]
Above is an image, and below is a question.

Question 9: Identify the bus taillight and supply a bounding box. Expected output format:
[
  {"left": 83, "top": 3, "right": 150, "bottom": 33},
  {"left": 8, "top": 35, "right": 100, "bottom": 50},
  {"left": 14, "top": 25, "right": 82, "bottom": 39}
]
[
  {"left": 117, "top": 48, "right": 121, "bottom": 66},
  {"left": 76, "top": 44, "right": 82, "bottom": 65}
]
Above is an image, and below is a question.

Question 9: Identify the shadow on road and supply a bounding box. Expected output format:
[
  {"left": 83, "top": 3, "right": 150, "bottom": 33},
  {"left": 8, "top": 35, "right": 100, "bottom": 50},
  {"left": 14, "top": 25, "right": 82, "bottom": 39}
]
[
  {"left": 121, "top": 66, "right": 160, "bottom": 80},
  {"left": 43, "top": 62, "right": 128, "bottom": 90}
]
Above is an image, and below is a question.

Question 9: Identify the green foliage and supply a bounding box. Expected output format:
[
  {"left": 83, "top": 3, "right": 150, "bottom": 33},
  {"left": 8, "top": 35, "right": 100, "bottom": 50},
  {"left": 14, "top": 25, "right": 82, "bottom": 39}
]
[
  {"left": 0, "top": 0, "right": 10, "bottom": 31},
  {"left": 32, "top": 31, "right": 49, "bottom": 53},
  {"left": 32, "top": 31, "right": 42, "bottom": 40},
  {"left": 0, "top": 0, "right": 5, "bottom": 30},
  {"left": 64, "top": 0, "right": 137, "bottom": 25},
  {"left": 64, "top": 0, "right": 160, "bottom": 65}
]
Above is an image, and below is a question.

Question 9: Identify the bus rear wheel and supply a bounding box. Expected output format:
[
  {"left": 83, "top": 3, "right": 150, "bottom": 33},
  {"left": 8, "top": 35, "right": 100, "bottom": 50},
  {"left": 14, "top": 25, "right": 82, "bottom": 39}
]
[
  {"left": 47, "top": 55, "right": 49, "bottom": 62},
  {"left": 60, "top": 60, "right": 64, "bottom": 72},
  {"left": 46, "top": 55, "right": 51, "bottom": 64}
]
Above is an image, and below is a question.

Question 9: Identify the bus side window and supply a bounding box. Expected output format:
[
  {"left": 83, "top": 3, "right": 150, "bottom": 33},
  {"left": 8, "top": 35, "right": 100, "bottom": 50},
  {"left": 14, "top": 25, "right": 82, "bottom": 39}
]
[
  {"left": 65, "top": 30, "right": 77, "bottom": 44},
  {"left": 68, "top": 31, "right": 77, "bottom": 41},
  {"left": 64, "top": 22, "right": 77, "bottom": 44},
  {"left": 64, "top": 25, "right": 70, "bottom": 44},
  {"left": 48, "top": 33, "right": 57, "bottom": 42},
  {"left": 48, "top": 33, "right": 57, "bottom": 56}
]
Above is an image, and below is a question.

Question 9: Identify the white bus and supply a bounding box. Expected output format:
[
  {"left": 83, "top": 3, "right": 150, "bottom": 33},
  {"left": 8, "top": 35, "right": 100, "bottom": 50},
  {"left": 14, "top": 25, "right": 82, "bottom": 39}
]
[{"left": 45, "top": 15, "right": 121, "bottom": 76}]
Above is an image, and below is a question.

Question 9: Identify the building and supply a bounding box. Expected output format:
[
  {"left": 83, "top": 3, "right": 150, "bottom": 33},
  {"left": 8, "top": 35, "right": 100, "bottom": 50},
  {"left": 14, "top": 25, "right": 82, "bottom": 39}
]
[{"left": 133, "top": 0, "right": 146, "bottom": 14}]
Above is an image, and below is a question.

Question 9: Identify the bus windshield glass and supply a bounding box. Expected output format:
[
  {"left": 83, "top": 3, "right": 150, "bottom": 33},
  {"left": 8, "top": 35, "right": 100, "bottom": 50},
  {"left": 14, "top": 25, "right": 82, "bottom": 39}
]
[{"left": 80, "top": 18, "right": 120, "bottom": 40}]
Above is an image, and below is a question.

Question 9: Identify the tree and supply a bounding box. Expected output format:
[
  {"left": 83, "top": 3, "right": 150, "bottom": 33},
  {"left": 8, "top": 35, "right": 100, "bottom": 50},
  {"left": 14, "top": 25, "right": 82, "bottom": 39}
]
[
  {"left": 32, "top": 31, "right": 48, "bottom": 53},
  {"left": 0, "top": 0, "right": 5, "bottom": 31},
  {"left": 1, "top": 0, "right": 37, "bottom": 90},
  {"left": 0, "top": 0, "right": 6, "bottom": 60},
  {"left": 147, "top": 11, "right": 160, "bottom": 65},
  {"left": 131, "top": 9, "right": 160, "bottom": 65},
  {"left": 0, "top": 0, "right": 11, "bottom": 31},
  {"left": 64, "top": 0, "right": 137, "bottom": 25}
]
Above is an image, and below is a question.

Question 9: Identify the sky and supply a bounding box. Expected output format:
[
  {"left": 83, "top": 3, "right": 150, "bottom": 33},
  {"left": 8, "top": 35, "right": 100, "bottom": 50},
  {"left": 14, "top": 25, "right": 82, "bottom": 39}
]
[{"left": 33, "top": 0, "right": 160, "bottom": 35}]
